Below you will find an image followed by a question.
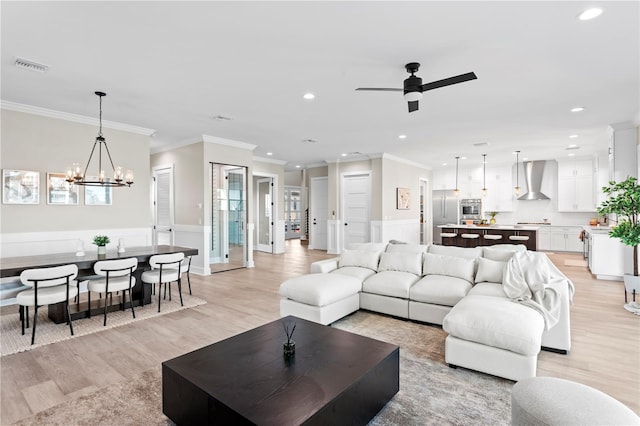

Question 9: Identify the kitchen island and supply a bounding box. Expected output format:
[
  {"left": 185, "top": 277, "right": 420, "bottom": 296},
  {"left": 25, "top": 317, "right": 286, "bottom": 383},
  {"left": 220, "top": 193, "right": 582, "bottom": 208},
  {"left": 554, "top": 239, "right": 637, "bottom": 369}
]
[{"left": 438, "top": 224, "right": 538, "bottom": 251}]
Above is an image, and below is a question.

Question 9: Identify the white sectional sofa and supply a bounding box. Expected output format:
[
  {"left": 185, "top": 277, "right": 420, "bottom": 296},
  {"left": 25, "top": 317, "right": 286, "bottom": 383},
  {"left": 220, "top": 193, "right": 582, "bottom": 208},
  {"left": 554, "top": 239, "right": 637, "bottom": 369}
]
[{"left": 279, "top": 242, "right": 573, "bottom": 381}]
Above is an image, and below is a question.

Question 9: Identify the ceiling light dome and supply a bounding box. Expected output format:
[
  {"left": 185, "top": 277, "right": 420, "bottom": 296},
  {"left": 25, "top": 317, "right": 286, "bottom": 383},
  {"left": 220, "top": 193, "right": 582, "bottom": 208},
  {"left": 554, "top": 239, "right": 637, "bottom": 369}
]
[{"left": 403, "top": 91, "right": 423, "bottom": 102}]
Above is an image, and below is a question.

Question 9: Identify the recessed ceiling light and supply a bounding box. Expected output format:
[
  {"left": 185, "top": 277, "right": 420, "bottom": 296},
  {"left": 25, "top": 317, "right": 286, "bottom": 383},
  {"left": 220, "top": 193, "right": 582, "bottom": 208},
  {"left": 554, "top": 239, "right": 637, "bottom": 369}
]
[
  {"left": 569, "top": 134, "right": 579, "bottom": 138},
  {"left": 571, "top": 107, "right": 585, "bottom": 112},
  {"left": 568, "top": 144, "right": 578, "bottom": 148},
  {"left": 398, "top": 134, "right": 407, "bottom": 139},
  {"left": 578, "top": 7, "right": 603, "bottom": 21},
  {"left": 341, "top": 153, "right": 347, "bottom": 157},
  {"left": 303, "top": 93, "right": 315, "bottom": 100},
  {"left": 460, "top": 156, "right": 467, "bottom": 160},
  {"left": 568, "top": 153, "right": 576, "bottom": 157},
  {"left": 295, "top": 165, "right": 301, "bottom": 168},
  {"left": 266, "top": 152, "right": 273, "bottom": 156},
  {"left": 442, "top": 163, "right": 447, "bottom": 166}
]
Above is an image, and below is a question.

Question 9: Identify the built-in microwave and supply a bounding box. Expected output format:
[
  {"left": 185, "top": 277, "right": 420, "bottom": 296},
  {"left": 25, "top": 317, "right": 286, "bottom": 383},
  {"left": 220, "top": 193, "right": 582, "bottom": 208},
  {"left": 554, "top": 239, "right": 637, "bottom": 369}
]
[{"left": 460, "top": 199, "right": 482, "bottom": 219}]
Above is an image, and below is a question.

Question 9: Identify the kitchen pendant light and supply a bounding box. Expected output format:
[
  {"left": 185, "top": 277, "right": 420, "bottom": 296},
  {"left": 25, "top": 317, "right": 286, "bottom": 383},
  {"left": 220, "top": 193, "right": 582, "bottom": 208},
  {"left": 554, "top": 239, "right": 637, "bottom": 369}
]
[
  {"left": 481, "top": 154, "right": 487, "bottom": 197},
  {"left": 453, "top": 156, "right": 460, "bottom": 197},
  {"left": 66, "top": 91, "right": 133, "bottom": 187},
  {"left": 514, "top": 150, "right": 521, "bottom": 196}
]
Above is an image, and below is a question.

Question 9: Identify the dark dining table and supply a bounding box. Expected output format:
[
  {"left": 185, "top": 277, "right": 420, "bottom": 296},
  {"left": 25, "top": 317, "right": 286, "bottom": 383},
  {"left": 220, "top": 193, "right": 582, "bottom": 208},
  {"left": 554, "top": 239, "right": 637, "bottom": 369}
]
[{"left": 0, "top": 245, "right": 198, "bottom": 322}]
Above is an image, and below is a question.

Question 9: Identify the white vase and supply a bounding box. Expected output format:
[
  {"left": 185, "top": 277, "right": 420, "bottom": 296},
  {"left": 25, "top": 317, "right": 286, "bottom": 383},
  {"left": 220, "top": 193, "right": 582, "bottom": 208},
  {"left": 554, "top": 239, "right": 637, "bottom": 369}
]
[
  {"left": 623, "top": 273, "right": 640, "bottom": 302},
  {"left": 97, "top": 245, "right": 106, "bottom": 255}
]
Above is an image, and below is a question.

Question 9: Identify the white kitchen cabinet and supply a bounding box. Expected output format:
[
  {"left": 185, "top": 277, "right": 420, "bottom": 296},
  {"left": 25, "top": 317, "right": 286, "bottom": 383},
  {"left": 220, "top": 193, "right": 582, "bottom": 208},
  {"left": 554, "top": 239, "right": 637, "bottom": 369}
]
[
  {"left": 458, "top": 165, "right": 483, "bottom": 198},
  {"left": 548, "top": 226, "right": 583, "bottom": 252},
  {"left": 557, "top": 159, "right": 596, "bottom": 212},
  {"left": 433, "top": 168, "right": 456, "bottom": 190},
  {"left": 537, "top": 227, "right": 551, "bottom": 251},
  {"left": 483, "top": 166, "right": 513, "bottom": 212},
  {"left": 589, "top": 232, "right": 624, "bottom": 280},
  {"left": 608, "top": 124, "right": 638, "bottom": 183}
]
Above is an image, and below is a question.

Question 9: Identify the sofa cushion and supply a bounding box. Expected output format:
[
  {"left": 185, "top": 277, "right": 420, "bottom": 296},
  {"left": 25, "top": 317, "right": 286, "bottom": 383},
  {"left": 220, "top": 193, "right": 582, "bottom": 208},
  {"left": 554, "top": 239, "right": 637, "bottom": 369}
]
[
  {"left": 428, "top": 245, "right": 482, "bottom": 259},
  {"left": 409, "top": 274, "right": 472, "bottom": 306},
  {"left": 423, "top": 253, "right": 476, "bottom": 284},
  {"left": 386, "top": 243, "right": 429, "bottom": 255},
  {"left": 475, "top": 257, "right": 506, "bottom": 284},
  {"left": 362, "top": 271, "right": 421, "bottom": 298},
  {"left": 338, "top": 249, "right": 381, "bottom": 271},
  {"left": 483, "top": 247, "right": 521, "bottom": 262},
  {"left": 279, "top": 273, "right": 361, "bottom": 307},
  {"left": 443, "top": 295, "right": 544, "bottom": 356},
  {"left": 331, "top": 266, "right": 376, "bottom": 283},
  {"left": 468, "top": 282, "right": 507, "bottom": 298},
  {"left": 347, "top": 242, "right": 388, "bottom": 252},
  {"left": 378, "top": 252, "right": 422, "bottom": 275}
]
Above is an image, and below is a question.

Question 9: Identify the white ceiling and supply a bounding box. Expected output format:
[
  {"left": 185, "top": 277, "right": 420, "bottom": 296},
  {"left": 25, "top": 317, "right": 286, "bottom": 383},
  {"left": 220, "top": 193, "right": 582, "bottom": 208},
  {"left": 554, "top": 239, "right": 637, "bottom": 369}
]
[{"left": 1, "top": 1, "right": 638, "bottom": 171}]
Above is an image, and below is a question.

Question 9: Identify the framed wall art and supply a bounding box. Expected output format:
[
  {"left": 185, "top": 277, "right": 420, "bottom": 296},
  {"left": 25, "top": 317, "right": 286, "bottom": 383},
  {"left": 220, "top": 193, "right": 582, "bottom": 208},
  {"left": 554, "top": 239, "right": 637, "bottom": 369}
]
[
  {"left": 2, "top": 169, "right": 40, "bottom": 204},
  {"left": 47, "top": 172, "right": 79, "bottom": 205},
  {"left": 396, "top": 187, "right": 410, "bottom": 210},
  {"left": 85, "top": 178, "right": 112, "bottom": 205}
]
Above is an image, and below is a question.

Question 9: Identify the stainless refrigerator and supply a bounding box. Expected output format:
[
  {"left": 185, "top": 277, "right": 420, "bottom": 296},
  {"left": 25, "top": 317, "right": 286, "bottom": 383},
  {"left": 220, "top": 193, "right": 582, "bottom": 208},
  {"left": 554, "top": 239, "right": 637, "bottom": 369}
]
[{"left": 432, "top": 190, "right": 460, "bottom": 244}]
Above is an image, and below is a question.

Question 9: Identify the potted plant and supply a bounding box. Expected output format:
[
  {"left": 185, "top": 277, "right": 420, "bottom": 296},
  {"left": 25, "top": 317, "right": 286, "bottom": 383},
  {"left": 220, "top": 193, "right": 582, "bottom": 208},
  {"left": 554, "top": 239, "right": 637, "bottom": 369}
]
[
  {"left": 597, "top": 176, "right": 640, "bottom": 302},
  {"left": 93, "top": 235, "right": 110, "bottom": 255},
  {"left": 487, "top": 211, "right": 498, "bottom": 225}
]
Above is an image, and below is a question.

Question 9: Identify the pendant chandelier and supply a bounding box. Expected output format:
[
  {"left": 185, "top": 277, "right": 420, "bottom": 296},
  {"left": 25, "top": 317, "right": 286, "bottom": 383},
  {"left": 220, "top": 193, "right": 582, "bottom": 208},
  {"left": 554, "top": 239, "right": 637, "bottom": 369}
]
[
  {"left": 514, "top": 150, "right": 521, "bottom": 196},
  {"left": 453, "top": 156, "right": 460, "bottom": 197},
  {"left": 481, "top": 154, "right": 487, "bottom": 196},
  {"left": 66, "top": 91, "right": 133, "bottom": 187}
]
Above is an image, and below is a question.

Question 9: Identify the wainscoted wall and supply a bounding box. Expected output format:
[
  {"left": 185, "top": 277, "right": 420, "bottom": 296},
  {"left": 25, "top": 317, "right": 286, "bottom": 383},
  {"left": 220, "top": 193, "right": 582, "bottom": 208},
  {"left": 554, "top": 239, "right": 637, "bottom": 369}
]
[
  {"left": 1, "top": 227, "right": 152, "bottom": 258},
  {"left": 371, "top": 220, "right": 421, "bottom": 245},
  {"left": 173, "top": 224, "right": 210, "bottom": 275}
]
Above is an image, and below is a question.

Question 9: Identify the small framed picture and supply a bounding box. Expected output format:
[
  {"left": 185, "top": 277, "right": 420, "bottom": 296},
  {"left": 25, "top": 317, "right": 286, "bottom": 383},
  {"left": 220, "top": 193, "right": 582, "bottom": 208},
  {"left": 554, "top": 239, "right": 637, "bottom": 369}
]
[
  {"left": 2, "top": 170, "right": 40, "bottom": 204},
  {"left": 85, "top": 178, "right": 112, "bottom": 205},
  {"left": 397, "top": 187, "right": 410, "bottom": 210},
  {"left": 47, "top": 172, "right": 79, "bottom": 205}
]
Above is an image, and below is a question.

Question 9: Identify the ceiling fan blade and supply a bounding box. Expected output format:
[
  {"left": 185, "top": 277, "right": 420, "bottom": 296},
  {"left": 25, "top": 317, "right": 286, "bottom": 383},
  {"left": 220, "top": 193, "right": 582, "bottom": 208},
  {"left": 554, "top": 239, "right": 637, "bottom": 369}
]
[
  {"left": 408, "top": 100, "right": 419, "bottom": 113},
  {"left": 355, "top": 88, "right": 403, "bottom": 92},
  {"left": 421, "top": 72, "right": 477, "bottom": 92}
]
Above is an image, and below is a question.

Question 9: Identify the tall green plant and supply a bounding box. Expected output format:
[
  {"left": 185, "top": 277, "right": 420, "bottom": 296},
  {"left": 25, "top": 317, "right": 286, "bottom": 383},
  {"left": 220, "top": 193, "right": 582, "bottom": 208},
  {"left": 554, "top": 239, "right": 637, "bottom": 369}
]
[{"left": 597, "top": 176, "right": 640, "bottom": 276}]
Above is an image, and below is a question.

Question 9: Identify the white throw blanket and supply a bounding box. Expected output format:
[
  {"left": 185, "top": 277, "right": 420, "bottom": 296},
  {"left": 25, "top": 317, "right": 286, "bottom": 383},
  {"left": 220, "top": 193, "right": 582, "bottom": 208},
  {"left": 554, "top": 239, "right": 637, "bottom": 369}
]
[{"left": 503, "top": 251, "right": 574, "bottom": 330}]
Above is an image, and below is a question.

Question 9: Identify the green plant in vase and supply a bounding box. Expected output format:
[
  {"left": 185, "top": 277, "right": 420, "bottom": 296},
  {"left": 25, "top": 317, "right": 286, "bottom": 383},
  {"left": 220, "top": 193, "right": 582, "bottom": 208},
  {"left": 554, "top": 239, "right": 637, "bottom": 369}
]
[
  {"left": 488, "top": 211, "right": 498, "bottom": 225},
  {"left": 93, "top": 235, "right": 110, "bottom": 255},
  {"left": 597, "top": 176, "right": 640, "bottom": 303}
]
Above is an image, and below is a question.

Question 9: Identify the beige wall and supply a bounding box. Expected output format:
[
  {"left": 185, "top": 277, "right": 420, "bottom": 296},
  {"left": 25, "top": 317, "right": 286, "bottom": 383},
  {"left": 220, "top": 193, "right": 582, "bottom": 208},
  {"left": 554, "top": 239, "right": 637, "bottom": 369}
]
[
  {"left": 1, "top": 109, "right": 152, "bottom": 233},
  {"left": 381, "top": 156, "right": 431, "bottom": 219},
  {"left": 151, "top": 143, "right": 205, "bottom": 226}
]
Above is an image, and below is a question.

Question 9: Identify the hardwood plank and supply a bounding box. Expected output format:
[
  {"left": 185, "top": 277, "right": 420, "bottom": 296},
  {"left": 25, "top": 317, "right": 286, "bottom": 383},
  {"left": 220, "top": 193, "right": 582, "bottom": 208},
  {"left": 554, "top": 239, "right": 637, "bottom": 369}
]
[{"left": 0, "top": 241, "right": 638, "bottom": 424}]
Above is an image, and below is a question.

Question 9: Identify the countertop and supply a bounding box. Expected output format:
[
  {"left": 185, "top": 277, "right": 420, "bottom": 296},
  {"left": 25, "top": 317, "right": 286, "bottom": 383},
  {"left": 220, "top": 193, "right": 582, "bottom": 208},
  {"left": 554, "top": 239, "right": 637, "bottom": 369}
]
[
  {"left": 582, "top": 225, "right": 613, "bottom": 234},
  {"left": 438, "top": 224, "right": 539, "bottom": 231}
]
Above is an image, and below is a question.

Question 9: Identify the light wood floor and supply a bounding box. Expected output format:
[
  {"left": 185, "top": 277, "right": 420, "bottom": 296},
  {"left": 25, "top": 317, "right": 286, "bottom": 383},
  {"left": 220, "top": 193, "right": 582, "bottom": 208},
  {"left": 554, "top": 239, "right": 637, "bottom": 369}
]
[{"left": 0, "top": 242, "right": 638, "bottom": 424}]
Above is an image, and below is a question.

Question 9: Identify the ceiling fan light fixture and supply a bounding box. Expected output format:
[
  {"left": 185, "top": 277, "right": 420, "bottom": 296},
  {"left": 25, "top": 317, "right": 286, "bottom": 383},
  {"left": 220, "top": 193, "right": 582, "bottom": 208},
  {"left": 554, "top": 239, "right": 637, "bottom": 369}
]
[
  {"left": 403, "top": 91, "right": 423, "bottom": 102},
  {"left": 578, "top": 7, "right": 603, "bottom": 21}
]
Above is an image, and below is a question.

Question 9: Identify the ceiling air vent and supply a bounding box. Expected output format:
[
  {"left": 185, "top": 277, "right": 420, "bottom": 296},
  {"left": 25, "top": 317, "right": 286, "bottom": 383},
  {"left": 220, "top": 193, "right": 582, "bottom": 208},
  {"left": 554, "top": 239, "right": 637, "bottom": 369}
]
[
  {"left": 15, "top": 57, "right": 49, "bottom": 73},
  {"left": 212, "top": 115, "right": 233, "bottom": 121},
  {"left": 301, "top": 139, "right": 318, "bottom": 144}
]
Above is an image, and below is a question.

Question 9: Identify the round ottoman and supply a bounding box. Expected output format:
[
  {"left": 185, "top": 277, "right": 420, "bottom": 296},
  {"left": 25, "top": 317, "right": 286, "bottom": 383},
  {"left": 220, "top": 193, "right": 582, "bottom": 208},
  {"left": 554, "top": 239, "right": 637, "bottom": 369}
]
[{"left": 511, "top": 377, "right": 639, "bottom": 425}]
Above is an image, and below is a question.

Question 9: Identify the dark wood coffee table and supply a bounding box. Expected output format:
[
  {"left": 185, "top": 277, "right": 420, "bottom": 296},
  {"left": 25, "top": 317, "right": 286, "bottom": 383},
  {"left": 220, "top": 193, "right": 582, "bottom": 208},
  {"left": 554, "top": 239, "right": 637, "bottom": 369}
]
[{"left": 162, "top": 316, "right": 399, "bottom": 425}]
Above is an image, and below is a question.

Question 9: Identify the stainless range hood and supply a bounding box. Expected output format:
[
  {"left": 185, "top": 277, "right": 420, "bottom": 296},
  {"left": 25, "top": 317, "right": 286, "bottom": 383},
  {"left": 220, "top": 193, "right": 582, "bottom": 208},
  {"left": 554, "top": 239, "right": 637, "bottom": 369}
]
[{"left": 518, "top": 160, "right": 550, "bottom": 200}]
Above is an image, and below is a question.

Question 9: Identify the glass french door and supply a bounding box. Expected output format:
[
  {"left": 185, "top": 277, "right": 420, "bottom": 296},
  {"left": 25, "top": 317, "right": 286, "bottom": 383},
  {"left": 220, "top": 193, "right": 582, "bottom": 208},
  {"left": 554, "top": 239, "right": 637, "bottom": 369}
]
[
  {"left": 211, "top": 163, "right": 247, "bottom": 273},
  {"left": 285, "top": 186, "right": 301, "bottom": 239}
]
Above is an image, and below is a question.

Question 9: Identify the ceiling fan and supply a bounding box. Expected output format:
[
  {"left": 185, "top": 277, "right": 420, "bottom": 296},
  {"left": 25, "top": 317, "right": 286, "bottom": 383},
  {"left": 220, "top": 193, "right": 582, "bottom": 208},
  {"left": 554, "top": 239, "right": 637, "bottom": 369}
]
[{"left": 356, "top": 62, "right": 477, "bottom": 113}]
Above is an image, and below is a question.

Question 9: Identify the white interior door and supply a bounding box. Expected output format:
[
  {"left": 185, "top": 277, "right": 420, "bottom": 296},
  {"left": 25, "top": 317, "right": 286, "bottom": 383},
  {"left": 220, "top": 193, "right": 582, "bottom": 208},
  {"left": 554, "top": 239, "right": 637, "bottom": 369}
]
[
  {"left": 153, "top": 165, "right": 174, "bottom": 246},
  {"left": 310, "top": 177, "right": 328, "bottom": 250},
  {"left": 256, "top": 177, "right": 273, "bottom": 253},
  {"left": 342, "top": 173, "right": 371, "bottom": 249}
]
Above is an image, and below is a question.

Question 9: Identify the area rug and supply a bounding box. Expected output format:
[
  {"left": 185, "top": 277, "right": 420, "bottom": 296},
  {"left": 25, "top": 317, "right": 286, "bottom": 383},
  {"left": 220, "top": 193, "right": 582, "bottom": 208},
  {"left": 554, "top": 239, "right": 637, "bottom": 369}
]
[
  {"left": 0, "top": 294, "right": 206, "bottom": 357},
  {"left": 12, "top": 311, "right": 512, "bottom": 425}
]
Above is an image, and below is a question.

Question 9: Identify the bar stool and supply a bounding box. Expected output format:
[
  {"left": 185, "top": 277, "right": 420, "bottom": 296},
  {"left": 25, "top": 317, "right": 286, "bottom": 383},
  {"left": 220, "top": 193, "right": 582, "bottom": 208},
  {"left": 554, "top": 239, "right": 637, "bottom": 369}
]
[
  {"left": 483, "top": 234, "right": 503, "bottom": 246},
  {"left": 461, "top": 233, "right": 480, "bottom": 248},
  {"left": 441, "top": 232, "right": 457, "bottom": 246},
  {"left": 509, "top": 235, "right": 530, "bottom": 242}
]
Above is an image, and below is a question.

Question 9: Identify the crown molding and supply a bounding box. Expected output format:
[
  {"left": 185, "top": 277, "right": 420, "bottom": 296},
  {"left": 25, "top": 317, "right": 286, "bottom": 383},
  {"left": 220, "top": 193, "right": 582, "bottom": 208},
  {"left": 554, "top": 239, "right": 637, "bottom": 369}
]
[
  {"left": 202, "top": 134, "right": 257, "bottom": 151},
  {"left": 253, "top": 156, "right": 287, "bottom": 165},
  {"left": 0, "top": 100, "right": 155, "bottom": 136},
  {"left": 382, "top": 153, "right": 431, "bottom": 170}
]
